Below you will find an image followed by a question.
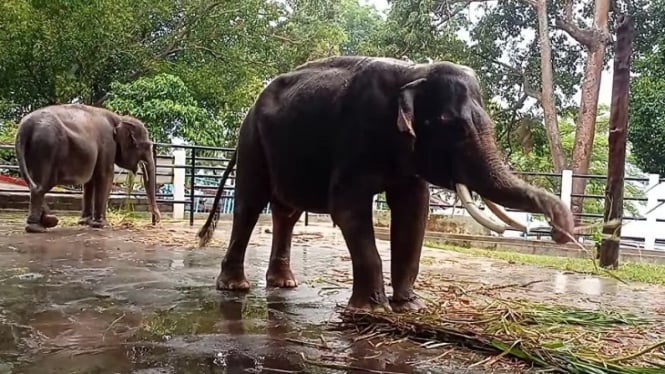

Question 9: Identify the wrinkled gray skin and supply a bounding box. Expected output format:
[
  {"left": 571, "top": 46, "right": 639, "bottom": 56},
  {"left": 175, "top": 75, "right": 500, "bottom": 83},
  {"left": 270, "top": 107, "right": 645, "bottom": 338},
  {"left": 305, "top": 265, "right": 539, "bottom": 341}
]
[
  {"left": 14, "top": 104, "right": 161, "bottom": 233},
  {"left": 197, "top": 56, "right": 575, "bottom": 314}
]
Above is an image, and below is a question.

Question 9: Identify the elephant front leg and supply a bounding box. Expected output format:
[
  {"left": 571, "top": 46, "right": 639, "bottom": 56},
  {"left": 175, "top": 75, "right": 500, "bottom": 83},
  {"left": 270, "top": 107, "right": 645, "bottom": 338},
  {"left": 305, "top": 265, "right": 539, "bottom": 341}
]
[
  {"left": 78, "top": 181, "right": 94, "bottom": 225},
  {"left": 385, "top": 177, "right": 429, "bottom": 313},
  {"left": 90, "top": 173, "right": 113, "bottom": 229},
  {"left": 266, "top": 202, "right": 302, "bottom": 288},
  {"left": 331, "top": 190, "right": 389, "bottom": 313}
]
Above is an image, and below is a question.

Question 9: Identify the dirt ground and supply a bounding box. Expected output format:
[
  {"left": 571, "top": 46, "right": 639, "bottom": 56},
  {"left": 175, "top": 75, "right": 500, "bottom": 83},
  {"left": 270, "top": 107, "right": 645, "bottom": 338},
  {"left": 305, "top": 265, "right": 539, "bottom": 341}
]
[{"left": 1, "top": 216, "right": 663, "bottom": 373}]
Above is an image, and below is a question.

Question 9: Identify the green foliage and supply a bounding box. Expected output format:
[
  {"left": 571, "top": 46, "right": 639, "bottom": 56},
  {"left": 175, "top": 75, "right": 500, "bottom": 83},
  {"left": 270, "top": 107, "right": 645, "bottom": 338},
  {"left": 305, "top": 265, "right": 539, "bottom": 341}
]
[
  {"left": 105, "top": 74, "right": 221, "bottom": 145},
  {"left": 0, "top": 0, "right": 658, "bottom": 222},
  {"left": 628, "top": 1, "right": 665, "bottom": 179},
  {"left": 0, "top": 118, "right": 18, "bottom": 175},
  {"left": 629, "top": 65, "right": 665, "bottom": 176},
  {"left": 0, "top": 0, "right": 384, "bottom": 146},
  {"left": 508, "top": 106, "right": 644, "bottom": 217}
]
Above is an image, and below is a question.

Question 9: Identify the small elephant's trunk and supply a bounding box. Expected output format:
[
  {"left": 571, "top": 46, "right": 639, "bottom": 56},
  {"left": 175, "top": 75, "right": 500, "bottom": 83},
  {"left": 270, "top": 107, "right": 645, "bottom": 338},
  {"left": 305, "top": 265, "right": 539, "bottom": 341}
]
[{"left": 140, "top": 152, "right": 161, "bottom": 224}]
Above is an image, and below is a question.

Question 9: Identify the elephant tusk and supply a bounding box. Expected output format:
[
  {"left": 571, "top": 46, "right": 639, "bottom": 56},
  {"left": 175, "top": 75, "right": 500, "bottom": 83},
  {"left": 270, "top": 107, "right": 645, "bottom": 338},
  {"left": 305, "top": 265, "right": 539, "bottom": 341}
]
[
  {"left": 482, "top": 198, "right": 528, "bottom": 232},
  {"left": 455, "top": 184, "right": 507, "bottom": 234}
]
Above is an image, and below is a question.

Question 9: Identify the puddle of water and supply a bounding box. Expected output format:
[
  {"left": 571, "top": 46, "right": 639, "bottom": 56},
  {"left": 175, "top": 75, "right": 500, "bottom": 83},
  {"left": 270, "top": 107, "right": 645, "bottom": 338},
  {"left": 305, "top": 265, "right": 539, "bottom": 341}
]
[
  {"left": 0, "top": 225, "right": 504, "bottom": 374},
  {"left": 1, "top": 221, "right": 662, "bottom": 373}
]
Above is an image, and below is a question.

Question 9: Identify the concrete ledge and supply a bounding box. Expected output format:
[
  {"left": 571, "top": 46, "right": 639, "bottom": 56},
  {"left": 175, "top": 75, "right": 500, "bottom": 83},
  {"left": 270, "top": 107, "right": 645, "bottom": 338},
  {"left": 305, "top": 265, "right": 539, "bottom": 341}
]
[
  {"left": 0, "top": 192, "right": 173, "bottom": 213},
  {"left": 373, "top": 227, "right": 665, "bottom": 265}
]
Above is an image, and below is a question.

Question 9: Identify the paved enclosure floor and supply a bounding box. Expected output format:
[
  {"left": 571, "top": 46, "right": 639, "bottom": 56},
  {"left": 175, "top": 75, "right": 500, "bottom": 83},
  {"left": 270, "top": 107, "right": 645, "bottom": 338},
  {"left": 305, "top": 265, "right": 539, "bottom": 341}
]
[{"left": 0, "top": 218, "right": 663, "bottom": 373}]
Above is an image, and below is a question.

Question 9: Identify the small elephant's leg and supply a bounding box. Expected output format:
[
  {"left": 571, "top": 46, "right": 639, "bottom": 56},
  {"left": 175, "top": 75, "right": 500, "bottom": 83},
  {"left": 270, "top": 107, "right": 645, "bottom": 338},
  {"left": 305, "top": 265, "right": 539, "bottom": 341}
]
[
  {"left": 25, "top": 189, "right": 47, "bottom": 233},
  {"left": 78, "top": 181, "right": 94, "bottom": 225},
  {"left": 331, "top": 192, "right": 389, "bottom": 313},
  {"left": 40, "top": 202, "right": 59, "bottom": 228},
  {"left": 90, "top": 173, "right": 113, "bottom": 229},
  {"left": 385, "top": 177, "right": 429, "bottom": 313},
  {"left": 266, "top": 202, "right": 303, "bottom": 288}
]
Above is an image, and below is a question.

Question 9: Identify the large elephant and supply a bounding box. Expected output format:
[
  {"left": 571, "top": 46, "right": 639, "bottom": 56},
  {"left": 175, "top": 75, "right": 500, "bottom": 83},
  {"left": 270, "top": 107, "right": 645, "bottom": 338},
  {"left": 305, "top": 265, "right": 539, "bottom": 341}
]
[
  {"left": 197, "top": 56, "right": 575, "bottom": 313},
  {"left": 14, "top": 104, "right": 161, "bottom": 233}
]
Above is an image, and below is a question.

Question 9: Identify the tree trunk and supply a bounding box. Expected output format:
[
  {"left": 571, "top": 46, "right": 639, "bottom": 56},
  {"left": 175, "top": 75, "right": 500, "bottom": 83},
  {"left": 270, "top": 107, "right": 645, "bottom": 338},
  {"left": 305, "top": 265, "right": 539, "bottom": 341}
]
[
  {"left": 533, "top": 0, "right": 566, "bottom": 172},
  {"left": 558, "top": 0, "right": 611, "bottom": 225},
  {"left": 599, "top": 14, "right": 633, "bottom": 269},
  {"left": 570, "top": 44, "right": 607, "bottom": 222}
]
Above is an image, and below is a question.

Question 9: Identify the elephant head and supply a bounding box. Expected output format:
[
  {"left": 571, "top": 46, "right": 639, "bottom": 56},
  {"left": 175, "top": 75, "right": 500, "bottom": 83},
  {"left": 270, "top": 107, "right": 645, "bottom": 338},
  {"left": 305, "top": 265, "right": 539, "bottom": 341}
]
[
  {"left": 396, "top": 62, "right": 574, "bottom": 243},
  {"left": 113, "top": 116, "right": 161, "bottom": 223}
]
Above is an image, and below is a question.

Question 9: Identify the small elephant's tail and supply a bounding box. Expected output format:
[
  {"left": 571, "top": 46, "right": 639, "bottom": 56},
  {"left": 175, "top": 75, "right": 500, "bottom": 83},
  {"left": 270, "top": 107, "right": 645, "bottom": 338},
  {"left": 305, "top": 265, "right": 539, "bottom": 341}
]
[
  {"left": 197, "top": 149, "right": 238, "bottom": 247},
  {"left": 14, "top": 125, "right": 38, "bottom": 192}
]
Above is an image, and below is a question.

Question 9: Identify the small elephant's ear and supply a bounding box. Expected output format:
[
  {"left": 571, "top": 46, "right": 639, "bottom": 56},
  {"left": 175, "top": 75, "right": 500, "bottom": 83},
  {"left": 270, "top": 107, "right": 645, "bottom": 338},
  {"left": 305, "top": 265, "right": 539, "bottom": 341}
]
[
  {"left": 397, "top": 78, "right": 427, "bottom": 138},
  {"left": 113, "top": 119, "right": 137, "bottom": 145}
]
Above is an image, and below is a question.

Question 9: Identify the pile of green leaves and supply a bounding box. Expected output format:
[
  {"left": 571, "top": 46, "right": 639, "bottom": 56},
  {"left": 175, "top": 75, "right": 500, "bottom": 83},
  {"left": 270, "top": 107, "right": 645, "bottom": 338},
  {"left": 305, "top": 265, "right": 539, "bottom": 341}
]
[{"left": 336, "top": 294, "right": 665, "bottom": 373}]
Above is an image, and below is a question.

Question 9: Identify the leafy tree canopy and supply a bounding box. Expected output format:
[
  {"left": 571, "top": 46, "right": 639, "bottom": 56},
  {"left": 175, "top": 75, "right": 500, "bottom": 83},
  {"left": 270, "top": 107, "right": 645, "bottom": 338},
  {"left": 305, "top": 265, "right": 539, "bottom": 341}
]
[
  {"left": 105, "top": 74, "right": 222, "bottom": 146},
  {"left": 0, "top": 0, "right": 659, "bottom": 190}
]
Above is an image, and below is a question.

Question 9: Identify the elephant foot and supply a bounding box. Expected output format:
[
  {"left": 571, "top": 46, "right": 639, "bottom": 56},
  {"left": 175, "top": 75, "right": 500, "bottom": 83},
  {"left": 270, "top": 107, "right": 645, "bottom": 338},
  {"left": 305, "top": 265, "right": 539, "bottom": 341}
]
[
  {"left": 266, "top": 271, "right": 298, "bottom": 288},
  {"left": 266, "top": 262, "right": 298, "bottom": 288},
  {"left": 40, "top": 214, "right": 59, "bottom": 228},
  {"left": 25, "top": 223, "right": 47, "bottom": 233},
  {"left": 78, "top": 216, "right": 93, "bottom": 226},
  {"left": 345, "top": 292, "right": 391, "bottom": 313},
  {"left": 389, "top": 295, "right": 427, "bottom": 313},
  {"left": 89, "top": 219, "right": 108, "bottom": 229},
  {"left": 216, "top": 271, "right": 251, "bottom": 291}
]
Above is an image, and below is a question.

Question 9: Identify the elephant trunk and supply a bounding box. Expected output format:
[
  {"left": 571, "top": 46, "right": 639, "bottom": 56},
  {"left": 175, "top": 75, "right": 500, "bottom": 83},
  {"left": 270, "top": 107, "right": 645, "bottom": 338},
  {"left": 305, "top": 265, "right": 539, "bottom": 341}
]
[
  {"left": 140, "top": 151, "right": 161, "bottom": 224},
  {"left": 458, "top": 110, "right": 574, "bottom": 244}
]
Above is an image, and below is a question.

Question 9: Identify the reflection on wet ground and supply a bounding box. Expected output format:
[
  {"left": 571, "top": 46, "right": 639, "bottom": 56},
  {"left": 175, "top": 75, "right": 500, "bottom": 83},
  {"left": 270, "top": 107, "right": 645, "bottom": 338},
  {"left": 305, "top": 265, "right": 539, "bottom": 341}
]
[{"left": 0, "top": 219, "right": 663, "bottom": 373}]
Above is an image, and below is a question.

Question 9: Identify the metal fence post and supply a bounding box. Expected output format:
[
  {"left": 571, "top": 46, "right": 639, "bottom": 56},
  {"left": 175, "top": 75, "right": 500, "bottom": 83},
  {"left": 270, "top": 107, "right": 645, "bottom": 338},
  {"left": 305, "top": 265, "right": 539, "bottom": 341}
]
[
  {"left": 645, "top": 174, "right": 660, "bottom": 249},
  {"left": 305, "top": 211, "right": 309, "bottom": 226},
  {"left": 189, "top": 148, "right": 197, "bottom": 226},
  {"left": 172, "top": 150, "right": 186, "bottom": 220},
  {"left": 560, "top": 169, "right": 573, "bottom": 209}
]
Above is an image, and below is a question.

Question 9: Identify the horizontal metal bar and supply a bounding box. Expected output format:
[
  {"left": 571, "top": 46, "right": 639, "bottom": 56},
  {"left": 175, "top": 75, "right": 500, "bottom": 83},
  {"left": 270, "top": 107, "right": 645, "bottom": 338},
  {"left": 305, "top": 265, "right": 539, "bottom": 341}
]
[{"left": 153, "top": 143, "right": 234, "bottom": 152}]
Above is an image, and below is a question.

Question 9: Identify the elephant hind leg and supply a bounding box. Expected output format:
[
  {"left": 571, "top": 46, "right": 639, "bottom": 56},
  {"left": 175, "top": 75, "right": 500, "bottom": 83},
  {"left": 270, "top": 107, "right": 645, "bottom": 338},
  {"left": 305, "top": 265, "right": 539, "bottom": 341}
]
[
  {"left": 266, "top": 201, "right": 302, "bottom": 288},
  {"left": 217, "top": 194, "right": 270, "bottom": 291},
  {"left": 217, "top": 156, "right": 271, "bottom": 291},
  {"left": 26, "top": 188, "right": 54, "bottom": 233},
  {"left": 23, "top": 140, "right": 59, "bottom": 233},
  {"left": 40, "top": 203, "right": 59, "bottom": 228},
  {"left": 78, "top": 181, "right": 94, "bottom": 226}
]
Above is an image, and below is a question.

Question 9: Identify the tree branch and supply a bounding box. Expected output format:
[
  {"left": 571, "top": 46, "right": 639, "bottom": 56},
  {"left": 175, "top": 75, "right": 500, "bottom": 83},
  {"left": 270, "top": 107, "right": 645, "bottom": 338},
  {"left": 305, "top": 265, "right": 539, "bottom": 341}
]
[
  {"left": 554, "top": 0, "right": 600, "bottom": 47},
  {"left": 470, "top": 48, "right": 541, "bottom": 102},
  {"left": 434, "top": 0, "right": 496, "bottom": 26},
  {"left": 158, "top": 2, "right": 226, "bottom": 59}
]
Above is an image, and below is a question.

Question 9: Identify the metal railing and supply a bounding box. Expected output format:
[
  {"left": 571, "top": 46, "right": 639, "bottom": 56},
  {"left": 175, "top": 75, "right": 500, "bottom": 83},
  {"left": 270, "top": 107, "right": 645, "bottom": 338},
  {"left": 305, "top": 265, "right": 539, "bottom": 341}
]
[{"left": 1, "top": 142, "right": 663, "bottom": 249}]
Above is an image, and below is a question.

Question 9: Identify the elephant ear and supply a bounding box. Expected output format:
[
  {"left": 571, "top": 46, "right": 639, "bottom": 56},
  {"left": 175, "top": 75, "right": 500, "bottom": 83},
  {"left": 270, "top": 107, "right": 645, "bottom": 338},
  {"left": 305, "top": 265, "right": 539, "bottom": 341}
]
[
  {"left": 396, "top": 78, "right": 427, "bottom": 138},
  {"left": 113, "top": 118, "right": 138, "bottom": 146}
]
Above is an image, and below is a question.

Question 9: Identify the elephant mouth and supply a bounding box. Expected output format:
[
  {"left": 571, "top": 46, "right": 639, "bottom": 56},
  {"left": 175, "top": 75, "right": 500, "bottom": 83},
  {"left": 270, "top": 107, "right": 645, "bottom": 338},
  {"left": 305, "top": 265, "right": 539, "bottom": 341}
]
[{"left": 454, "top": 183, "right": 528, "bottom": 234}]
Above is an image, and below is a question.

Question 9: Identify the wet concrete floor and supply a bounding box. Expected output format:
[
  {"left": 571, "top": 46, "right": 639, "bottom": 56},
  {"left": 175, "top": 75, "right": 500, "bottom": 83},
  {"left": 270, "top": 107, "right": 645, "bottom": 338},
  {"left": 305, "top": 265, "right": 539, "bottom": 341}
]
[{"left": 0, "top": 218, "right": 663, "bottom": 373}]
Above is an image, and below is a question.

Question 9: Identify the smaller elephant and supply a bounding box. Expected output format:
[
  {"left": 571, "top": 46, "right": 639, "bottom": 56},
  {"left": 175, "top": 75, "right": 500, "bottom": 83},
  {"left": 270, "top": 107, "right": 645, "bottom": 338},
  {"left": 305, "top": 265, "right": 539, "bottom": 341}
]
[{"left": 14, "top": 104, "right": 161, "bottom": 233}]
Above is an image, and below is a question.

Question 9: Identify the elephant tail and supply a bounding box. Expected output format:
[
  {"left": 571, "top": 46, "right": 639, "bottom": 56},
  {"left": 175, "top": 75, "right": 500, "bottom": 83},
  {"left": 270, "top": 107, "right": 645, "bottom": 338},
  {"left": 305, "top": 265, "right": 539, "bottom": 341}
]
[
  {"left": 197, "top": 149, "right": 238, "bottom": 247},
  {"left": 14, "top": 126, "right": 38, "bottom": 192}
]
